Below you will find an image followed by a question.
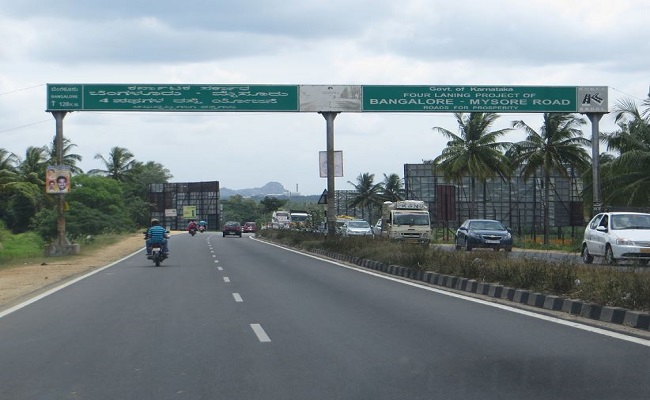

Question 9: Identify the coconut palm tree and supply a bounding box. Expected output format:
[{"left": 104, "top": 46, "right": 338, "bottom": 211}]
[
  {"left": 432, "top": 113, "right": 512, "bottom": 218},
  {"left": 380, "top": 173, "right": 405, "bottom": 202},
  {"left": 601, "top": 97, "right": 650, "bottom": 206},
  {"left": 47, "top": 135, "right": 83, "bottom": 175},
  {"left": 17, "top": 146, "right": 49, "bottom": 185},
  {"left": 347, "top": 172, "right": 384, "bottom": 223},
  {"left": 89, "top": 146, "right": 136, "bottom": 182},
  {"left": 509, "top": 113, "right": 591, "bottom": 245},
  {"left": 0, "top": 148, "right": 18, "bottom": 173}
]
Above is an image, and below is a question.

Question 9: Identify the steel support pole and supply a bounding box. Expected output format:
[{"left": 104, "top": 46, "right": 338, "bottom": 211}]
[
  {"left": 321, "top": 112, "right": 339, "bottom": 237},
  {"left": 587, "top": 113, "right": 603, "bottom": 216}
]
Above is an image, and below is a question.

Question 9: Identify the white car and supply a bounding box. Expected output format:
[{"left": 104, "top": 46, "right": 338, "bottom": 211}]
[
  {"left": 341, "top": 220, "right": 373, "bottom": 237},
  {"left": 582, "top": 212, "right": 650, "bottom": 265}
]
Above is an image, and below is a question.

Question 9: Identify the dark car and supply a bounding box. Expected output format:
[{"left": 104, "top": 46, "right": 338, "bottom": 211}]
[
  {"left": 223, "top": 221, "right": 242, "bottom": 237},
  {"left": 242, "top": 221, "right": 257, "bottom": 233},
  {"left": 455, "top": 219, "right": 513, "bottom": 252}
]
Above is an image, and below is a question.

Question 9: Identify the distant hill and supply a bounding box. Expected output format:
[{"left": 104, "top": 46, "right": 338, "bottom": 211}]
[
  {"left": 220, "top": 181, "right": 290, "bottom": 198},
  {"left": 220, "top": 182, "right": 321, "bottom": 203}
]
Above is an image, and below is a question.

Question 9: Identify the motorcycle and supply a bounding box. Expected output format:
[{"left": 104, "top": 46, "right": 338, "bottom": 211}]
[
  {"left": 198, "top": 225, "right": 205, "bottom": 233},
  {"left": 144, "top": 231, "right": 169, "bottom": 267},
  {"left": 189, "top": 227, "right": 197, "bottom": 236},
  {"left": 149, "top": 243, "right": 166, "bottom": 266}
]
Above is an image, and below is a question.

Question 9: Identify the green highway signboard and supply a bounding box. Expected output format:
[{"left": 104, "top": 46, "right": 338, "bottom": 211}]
[
  {"left": 362, "top": 85, "right": 608, "bottom": 113},
  {"left": 47, "top": 84, "right": 300, "bottom": 112},
  {"left": 47, "top": 84, "right": 608, "bottom": 113}
]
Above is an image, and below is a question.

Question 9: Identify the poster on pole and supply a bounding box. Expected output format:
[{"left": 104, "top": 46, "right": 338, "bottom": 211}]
[
  {"left": 319, "top": 151, "right": 343, "bottom": 178},
  {"left": 45, "top": 165, "right": 71, "bottom": 194}
]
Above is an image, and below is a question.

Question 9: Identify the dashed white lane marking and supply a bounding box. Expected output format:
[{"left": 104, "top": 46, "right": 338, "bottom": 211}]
[
  {"left": 217, "top": 266, "right": 223, "bottom": 271},
  {"left": 212, "top": 254, "right": 216, "bottom": 258},
  {"left": 233, "top": 293, "right": 243, "bottom": 302},
  {"left": 250, "top": 324, "right": 271, "bottom": 342},
  {"left": 223, "top": 277, "right": 230, "bottom": 283}
]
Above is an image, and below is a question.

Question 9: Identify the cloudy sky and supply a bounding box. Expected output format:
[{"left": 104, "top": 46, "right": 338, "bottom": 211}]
[{"left": 1, "top": 0, "right": 649, "bottom": 195}]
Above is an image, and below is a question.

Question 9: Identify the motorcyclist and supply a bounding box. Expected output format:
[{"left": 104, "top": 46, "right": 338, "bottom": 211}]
[
  {"left": 187, "top": 219, "right": 198, "bottom": 233},
  {"left": 198, "top": 220, "right": 207, "bottom": 231},
  {"left": 145, "top": 218, "right": 169, "bottom": 257}
]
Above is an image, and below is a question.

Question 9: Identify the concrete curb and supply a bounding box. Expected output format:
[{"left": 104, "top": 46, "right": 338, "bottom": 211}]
[{"left": 311, "top": 249, "right": 650, "bottom": 331}]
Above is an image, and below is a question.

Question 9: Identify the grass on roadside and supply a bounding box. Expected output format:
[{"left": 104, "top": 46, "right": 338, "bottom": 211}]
[
  {"left": 257, "top": 229, "right": 650, "bottom": 312},
  {"left": 0, "top": 230, "right": 140, "bottom": 270}
]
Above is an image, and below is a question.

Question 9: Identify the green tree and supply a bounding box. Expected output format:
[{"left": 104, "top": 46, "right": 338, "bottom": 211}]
[
  {"left": 260, "top": 196, "right": 288, "bottom": 214},
  {"left": 32, "top": 175, "right": 135, "bottom": 239},
  {"left": 380, "top": 173, "right": 405, "bottom": 202},
  {"left": 47, "top": 135, "right": 83, "bottom": 175},
  {"left": 347, "top": 172, "right": 383, "bottom": 223},
  {"left": 221, "top": 195, "right": 261, "bottom": 223},
  {"left": 509, "top": 113, "right": 591, "bottom": 244},
  {"left": 601, "top": 97, "right": 650, "bottom": 206},
  {"left": 0, "top": 148, "right": 19, "bottom": 208},
  {"left": 89, "top": 146, "right": 136, "bottom": 182},
  {"left": 0, "top": 148, "right": 18, "bottom": 173},
  {"left": 17, "top": 146, "right": 49, "bottom": 184},
  {"left": 432, "top": 113, "right": 511, "bottom": 218}
]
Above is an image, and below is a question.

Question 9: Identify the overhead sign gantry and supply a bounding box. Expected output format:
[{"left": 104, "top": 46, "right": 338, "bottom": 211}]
[
  {"left": 46, "top": 83, "right": 608, "bottom": 239},
  {"left": 47, "top": 84, "right": 607, "bottom": 114}
]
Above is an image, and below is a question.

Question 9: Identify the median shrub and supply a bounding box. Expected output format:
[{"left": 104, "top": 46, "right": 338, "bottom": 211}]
[{"left": 258, "top": 229, "right": 650, "bottom": 311}]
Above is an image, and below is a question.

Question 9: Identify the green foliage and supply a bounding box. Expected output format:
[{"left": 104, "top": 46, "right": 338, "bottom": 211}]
[
  {"left": 260, "top": 196, "right": 288, "bottom": 213},
  {"left": 221, "top": 195, "right": 261, "bottom": 223},
  {"left": 258, "top": 230, "right": 650, "bottom": 311},
  {"left": 0, "top": 229, "right": 45, "bottom": 266},
  {"left": 1, "top": 181, "right": 46, "bottom": 233}
]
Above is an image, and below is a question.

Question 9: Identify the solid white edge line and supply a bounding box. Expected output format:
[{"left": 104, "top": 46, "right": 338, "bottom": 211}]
[
  {"left": 0, "top": 248, "right": 144, "bottom": 319},
  {"left": 253, "top": 237, "right": 650, "bottom": 348},
  {"left": 250, "top": 323, "right": 271, "bottom": 342}
]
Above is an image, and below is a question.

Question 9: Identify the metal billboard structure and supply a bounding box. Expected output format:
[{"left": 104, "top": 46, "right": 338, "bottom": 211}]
[{"left": 46, "top": 83, "right": 608, "bottom": 242}]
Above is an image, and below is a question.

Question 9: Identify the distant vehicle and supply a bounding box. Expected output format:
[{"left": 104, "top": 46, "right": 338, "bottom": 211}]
[
  {"left": 242, "top": 222, "right": 257, "bottom": 233},
  {"left": 271, "top": 210, "right": 290, "bottom": 229},
  {"left": 582, "top": 212, "right": 650, "bottom": 265},
  {"left": 223, "top": 221, "right": 242, "bottom": 237},
  {"left": 455, "top": 219, "right": 513, "bottom": 252},
  {"left": 335, "top": 216, "right": 356, "bottom": 235},
  {"left": 341, "top": 220, "right": 373, "bottom": 237},
  {"left": 289, "top": 210, "right": 311, "bottom": 230},
  {"left": 380, "top": 200, "right": 431, "bottom": 244}
]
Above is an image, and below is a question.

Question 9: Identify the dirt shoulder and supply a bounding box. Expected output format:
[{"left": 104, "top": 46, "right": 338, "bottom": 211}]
[{"left": 0, "top": 233, "right": 146, "bottom": 311}]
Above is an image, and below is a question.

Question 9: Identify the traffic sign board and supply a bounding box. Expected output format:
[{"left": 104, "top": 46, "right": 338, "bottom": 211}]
[
  {"left": 46, "top": 84, "right": 608, "bottom": 113},
  {"left": 362, "top": 85, "right": 608, "bottom": 113},
  {"left": 47, "top": 84, "right": 300, "bottom": 112}
]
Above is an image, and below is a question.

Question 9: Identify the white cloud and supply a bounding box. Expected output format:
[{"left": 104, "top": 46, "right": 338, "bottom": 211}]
[{"left": 1, "top": 0, "right": 648, "bottom": 194}]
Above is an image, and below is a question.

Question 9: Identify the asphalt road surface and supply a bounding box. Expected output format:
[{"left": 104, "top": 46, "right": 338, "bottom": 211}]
[{"left": 1, "top": 232, "right": 649, "bottom": 399}]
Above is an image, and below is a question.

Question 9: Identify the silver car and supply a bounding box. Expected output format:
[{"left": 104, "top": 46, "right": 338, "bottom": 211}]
[
  {"left": 582, "top": 212, "right": 650, "bottom": 265},
  {"left": 341, "top": 220, "right": 373, "bottom": 237}
]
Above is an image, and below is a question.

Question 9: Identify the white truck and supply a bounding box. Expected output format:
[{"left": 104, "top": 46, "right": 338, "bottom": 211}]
[
  {"left": 271, "top": 210, "right": 291, "bottom": 229},
  {"left": 380, "top": 200, "right": 431, "bottom": 244},
  {"left": 289, "top": 210, "right": 311, "bottom": 230}
]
